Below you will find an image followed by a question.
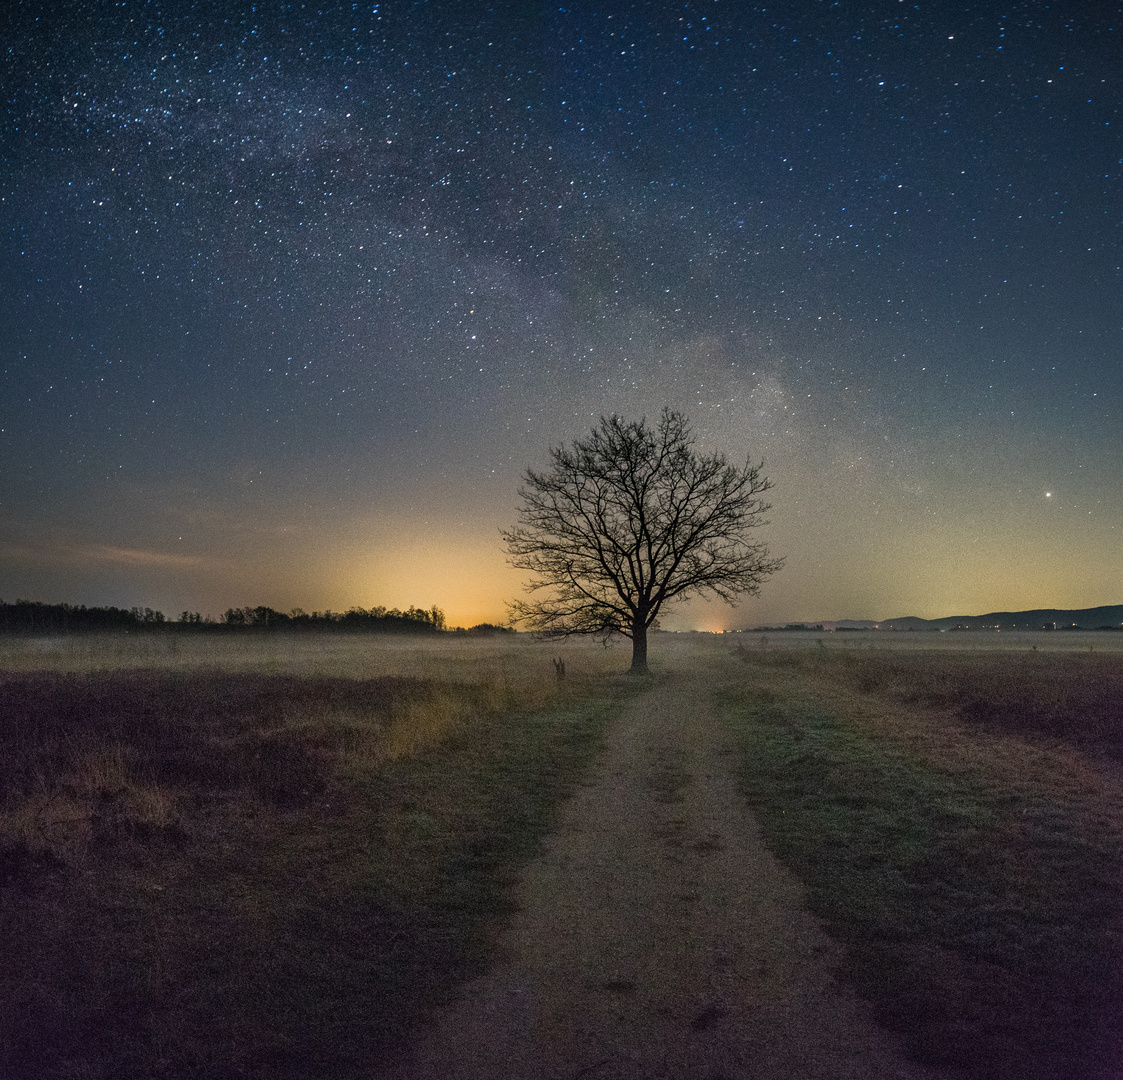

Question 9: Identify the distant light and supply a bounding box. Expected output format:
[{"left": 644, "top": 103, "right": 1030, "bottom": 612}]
[{"left": 1045, "top": 492, "right": 1052, "bottom": 498}]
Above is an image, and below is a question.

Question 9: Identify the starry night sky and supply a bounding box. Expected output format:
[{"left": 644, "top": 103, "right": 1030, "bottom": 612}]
[{"left": 2, "top": 0, "right": 1120, "bottom": 628}]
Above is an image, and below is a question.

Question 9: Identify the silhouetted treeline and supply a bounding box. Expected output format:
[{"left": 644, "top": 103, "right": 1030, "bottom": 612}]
[
  {"left": 451, "top": 622, "right": 516, "bottom": 636},
  {"left": 220, "top": 605, "right": 447, "bottom": 633},
  {"left": 0, "top": 601, "right": 166, "bottom": 634},
  {"left": 0, "top": 600, "right": 467, "bottom": 635}
]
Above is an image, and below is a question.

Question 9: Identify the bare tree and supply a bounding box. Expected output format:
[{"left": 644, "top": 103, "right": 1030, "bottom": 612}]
[{"left": 502, "top": 409, "right": 783, "bottom": 671}]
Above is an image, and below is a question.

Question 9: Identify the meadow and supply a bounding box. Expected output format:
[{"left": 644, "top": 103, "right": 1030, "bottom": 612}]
[
  {"left": 722, "top": 631, "right": 1123, "bottom": 1080},
  {"left": 1, "top": 629, "right": 1122, "bottom": 1079},
  {"left": 0, "top": 633, "right": 631, "bottom": 1079}
]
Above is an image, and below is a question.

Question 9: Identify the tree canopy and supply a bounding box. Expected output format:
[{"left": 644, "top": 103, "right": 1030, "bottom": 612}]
[{"left": 503, "top": 409, "right": 783, "bottom": 671}]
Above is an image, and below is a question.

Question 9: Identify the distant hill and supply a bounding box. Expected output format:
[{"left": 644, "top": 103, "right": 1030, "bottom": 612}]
[
  {"left": 749, "top": 606, "right": 1123, "bottom": 632},
  {"left": 877, "top": 605, "right": 1123, "bottom": 632}
]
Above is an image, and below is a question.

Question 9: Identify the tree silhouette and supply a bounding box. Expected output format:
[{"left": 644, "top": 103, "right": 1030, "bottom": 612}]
[{"left": 503, "top": 409, "right": 783, "bottom": 671}]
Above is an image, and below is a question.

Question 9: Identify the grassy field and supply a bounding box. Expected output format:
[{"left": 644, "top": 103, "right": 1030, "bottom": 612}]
[
  {"left": 2, "top": 630, "right": 1122, "bottom": 1079},
  {"left": 721, "top": 636, "right": 1123, "bottom": 1080},
  {"left": 0, "top": 634, "right": 630, "bottom": 1079}
]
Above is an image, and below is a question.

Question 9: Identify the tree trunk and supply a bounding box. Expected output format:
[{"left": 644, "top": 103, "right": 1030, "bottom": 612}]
[{"left": 630, "top": 621, "right": 649, "bottom": 673}]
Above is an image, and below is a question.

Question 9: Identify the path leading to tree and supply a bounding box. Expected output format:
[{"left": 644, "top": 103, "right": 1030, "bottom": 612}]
[{"left": 383, "top": 668, "right": 943, "bottom": 1080}]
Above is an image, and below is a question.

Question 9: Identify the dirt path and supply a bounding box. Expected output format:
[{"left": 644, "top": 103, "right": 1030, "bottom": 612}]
[{"left": 383, "top": 669, "right": 943, "bottom": 1080}]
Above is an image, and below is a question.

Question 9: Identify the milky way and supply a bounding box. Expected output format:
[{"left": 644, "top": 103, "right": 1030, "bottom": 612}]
[{"left": 2, "top": 1, "right": 1120, "bottom": 626}]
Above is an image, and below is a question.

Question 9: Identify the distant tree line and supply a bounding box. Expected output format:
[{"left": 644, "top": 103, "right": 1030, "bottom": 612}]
[
  {"left": 744, "top": 623, "right": 827, "bottom": 633},
  {"left": 0, "top": 600, "right": 511, "bottom": 635},
  {"left": 0, "top": 601, "right": 166, "bottom": 634},
  {"left": 219, "top": 604, "right": 447, "bottom": 633}
]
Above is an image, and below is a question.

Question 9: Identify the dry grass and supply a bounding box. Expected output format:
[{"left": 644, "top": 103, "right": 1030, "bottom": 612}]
[
  {"left": 0, "top": 635, "right": 625, "bottom": 1079},
  {"left": 823, "top": 648, "right": 1123, "bottom": 757},
  {"left": 12, "top": 630, "right": 1120, "bottom": 1078},
  {"left": 0, "top": 628, "right": 631, "bottom": 680},
  {"left": 723, "top": 644, "right": 1123, "bottom": 1080}
]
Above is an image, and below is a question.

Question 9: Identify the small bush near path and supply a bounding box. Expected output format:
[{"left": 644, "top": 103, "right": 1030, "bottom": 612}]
[
  {"left": 0, "top": 664, "right": 619, "bottom": 1079},
  {"left": 722, "top": 650, "right": 1123, "bottom": 1080}
]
